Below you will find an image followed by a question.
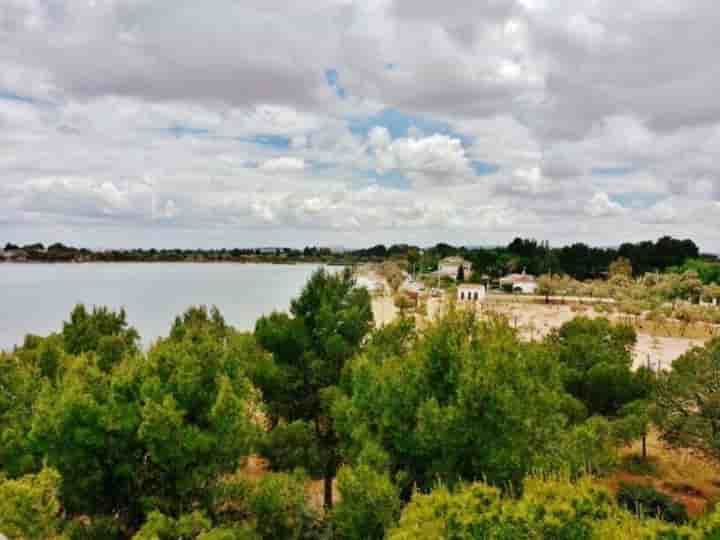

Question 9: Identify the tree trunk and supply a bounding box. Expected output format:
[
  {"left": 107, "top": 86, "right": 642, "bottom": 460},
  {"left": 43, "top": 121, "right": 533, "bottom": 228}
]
[
  {"left": 323, "top": 473, "right": 333, "bottom": 510},
  {"left": 642, "top": 433, "right": 647, "bottom": 460}
]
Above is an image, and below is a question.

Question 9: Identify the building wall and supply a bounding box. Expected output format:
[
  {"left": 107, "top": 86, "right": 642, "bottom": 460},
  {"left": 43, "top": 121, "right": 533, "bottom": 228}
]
[
  {"left": 513, "top": 282, "right": 537, "bottom": 294},
  {"left": 457, "top": 285, "right": 486, "bottom": 301},
  {"left": 439, "top": 262, "right": 472, "bottom": 279},
  {"left": 438, "top": 263, "right": 459, "bottom": 277}
]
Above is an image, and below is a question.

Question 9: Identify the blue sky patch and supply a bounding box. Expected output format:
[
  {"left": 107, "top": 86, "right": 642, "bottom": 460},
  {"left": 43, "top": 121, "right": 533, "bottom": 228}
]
[
  {"left": 472, "top": 161, "right": 500, "bottom": 176},
  {"left": 358, "top": 168, "right": 411, "bottom": 190},
  {"left": 0, "top": 91, "right": 54, "bottom": 107},
  {"left": 245, "top": 134, "right": 292, "bottom": 150},
  {"left": 591, "top": 166, "right": 634, "bottom": 176},
  {"left": 164, "top": 125, "right": 210, "bottom": 138},
  {"left": 349, "top": 107, "right": 472, "bottom": 145},
  {"left": 325, "top": 68, "right": 346, "bottom": 99},
  {"left": 612, "top": 192, "right": 664, "bottom": 209},
  {"left": 309, "top": 161, "right": 338, "bottom": 173}
]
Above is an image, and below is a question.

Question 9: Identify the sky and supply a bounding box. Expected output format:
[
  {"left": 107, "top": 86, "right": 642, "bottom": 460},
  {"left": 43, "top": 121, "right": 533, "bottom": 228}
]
[{"left": 1, "top": 0, "right": 719, "bottom": 251}]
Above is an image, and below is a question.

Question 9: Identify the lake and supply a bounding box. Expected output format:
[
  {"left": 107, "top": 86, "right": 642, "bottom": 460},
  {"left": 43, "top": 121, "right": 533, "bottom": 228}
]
[{"left": 0, "top": 263, "right": 334, "bottom": 351}]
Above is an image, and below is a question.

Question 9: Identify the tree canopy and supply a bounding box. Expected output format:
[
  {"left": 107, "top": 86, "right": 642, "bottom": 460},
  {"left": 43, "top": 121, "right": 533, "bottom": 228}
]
[{"left": 253, "top": 268, "right": 373, "bottom": 508}]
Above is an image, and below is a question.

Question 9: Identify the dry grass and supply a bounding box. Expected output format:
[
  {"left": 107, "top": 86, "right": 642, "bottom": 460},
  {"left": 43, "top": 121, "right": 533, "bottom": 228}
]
[
  {"left": 606, "top": 431, "right": 720, "bottom": 517},
  {"left": 633, "top": 319, "right": 719, "bottom": 340}
]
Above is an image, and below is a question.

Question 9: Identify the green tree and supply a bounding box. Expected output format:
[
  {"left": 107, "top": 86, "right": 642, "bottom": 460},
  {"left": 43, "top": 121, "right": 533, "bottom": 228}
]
[
  {"left": 336, "top": 310, "right": 581, "bottom": 496},
  {"left": 331, "top": 464, "right": 400, "bottom": 540},
  {"left": 388, "top": 476, "right": 692, "bottom": 540},
  {"left": 62, "top": 304, "right": 140, "bottom": 371},
  {"left": 132, "top": 510, "right": 212, "bottom": 540},
  {"left": 536, "top": 274, "right": 557, "bottom": 304},
  {"left": 609, "top": 257, "right": 633, "bottom": 279},
  {"left": 0, "top": 352, "right": 44, "bottom": 477},
  {"left": 0, "top": 467, "right": 63, "bottom": 540},
  {"left": 208, "top": 469, "right": 320, "bottom": 540},
  {"left": 254, "top": 268, "right": 373, "bottom": 508},
  {"left": 456, "top": 264, "right": 465, "bottom": 282},
  {"left": 29, "top": 306, "right": 257, "bottom": 527},
  {"left": 548, "top": 317, "right": 642, "bottom": 417},
  {"left": 655, "top": 338, "right": 720, "bottom": 460}
]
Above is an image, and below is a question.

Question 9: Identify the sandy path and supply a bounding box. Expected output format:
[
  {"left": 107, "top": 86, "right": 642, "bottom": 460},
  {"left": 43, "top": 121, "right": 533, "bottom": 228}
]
[
  {"left": 632, "top": 334, "right": 704, "bottom": 370},
  {"left": 372, "top": 295, "right": 399, "bottom": 327}
]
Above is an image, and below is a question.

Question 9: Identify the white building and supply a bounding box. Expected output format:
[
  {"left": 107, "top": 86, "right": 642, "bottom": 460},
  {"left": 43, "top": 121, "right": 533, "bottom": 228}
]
[
  {"left": 499, "top": 270, "right": 537, "bottom": 294},
  {"left": 438, "top": 257, "right": 472, "bottom": 279},
  {"left": 457, "top": 284, "right": 486, "bottom": 302}
]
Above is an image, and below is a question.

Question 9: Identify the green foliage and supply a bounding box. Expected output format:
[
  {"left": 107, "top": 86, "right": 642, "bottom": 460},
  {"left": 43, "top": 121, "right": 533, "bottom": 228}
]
[
  {"left": 209, "top": 471, "right": 320, "bottom": 540},
  {"left": 169, "top": 305, "right": 229, "bottom": 342},
  {"left": 548, "top": 317, "right": 646, "bottom": 417},
  {"left": 15, "top": 333, "right": 65, "bottom": 380},
  {"left": 257, "top": 421, "right": 323, "bottom": 476},
  {"left": 655, "top": 338, "right": 720, "bottom": 460},
  {"left": 0, "top": 352, "right": 43, "bottom": 477},
  {"left": 254, "top": 268, "right": 374, "bottom": 507},
  {"left": 338, "top": 310, "right": 591, "bottom": 495},
  {"left": 332, "top": 464, "right": 400, "bottom": 540},
  {"left": 669, "top": 258, "right": 720, "bottom": 285},
  {"left": 27, "top": 305, "right": 257, "bottom": 523},
  {"left": 550, "top": 416, "right": 619, "bottom": 475},
  {"left": 610, "top": 257, "right": 634, "bottom": 278},
  {"left": 0, "top": 467, "right": 62, "bottom": 540},
  {"left": 249, "top": 471, "right": 316, "bottom": 540},
  {"left": 616, "top": 483, "right": 688, "bottom": 524},
  {"left": 63, "top": 304, "right": 139, "bottom": 369},
  {"left": 132, "top": 510, "right": 212, "bottom": 540},
  {"left": 63, "top": 515, "right": 124, "bottom": 540},
  {"left": 388, "top": 476, "right": 696, "bottom": 540}
]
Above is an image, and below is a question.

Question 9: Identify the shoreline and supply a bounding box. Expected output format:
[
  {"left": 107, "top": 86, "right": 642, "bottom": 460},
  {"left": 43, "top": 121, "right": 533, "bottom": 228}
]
[{"left": 0, "top": 259, "right": 348, "bottom": 266}]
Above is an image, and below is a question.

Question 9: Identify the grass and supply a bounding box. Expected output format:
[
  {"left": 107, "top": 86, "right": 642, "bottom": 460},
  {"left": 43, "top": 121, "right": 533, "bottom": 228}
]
[{"left": 606, "top": 431, "right": 720, "bottom": 518}]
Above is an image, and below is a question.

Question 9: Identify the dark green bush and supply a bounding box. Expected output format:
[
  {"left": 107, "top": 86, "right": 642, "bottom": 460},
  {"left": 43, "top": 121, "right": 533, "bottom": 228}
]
[{"left": 616, "top": 482, "right": 688, "bottom": 524}]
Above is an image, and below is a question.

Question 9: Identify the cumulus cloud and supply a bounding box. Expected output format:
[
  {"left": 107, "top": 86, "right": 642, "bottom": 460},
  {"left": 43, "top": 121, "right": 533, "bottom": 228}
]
[
  {"left": 584, "top": 192, "right": 625, "bottom": 218},
  {"left": 369, "top": 128, "right": 474, "bottom": 185}
]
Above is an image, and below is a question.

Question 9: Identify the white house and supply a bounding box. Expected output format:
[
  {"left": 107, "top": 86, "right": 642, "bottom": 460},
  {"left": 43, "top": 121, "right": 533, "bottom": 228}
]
[
  {"left": 457, "top": 283, "right": 486, "bottom": 302},
  {"left": 499, "top": 270, "right": 537, "bottom": 294},
  {"left": 438, "top": 257, "right": 472, "bottom": 279}
]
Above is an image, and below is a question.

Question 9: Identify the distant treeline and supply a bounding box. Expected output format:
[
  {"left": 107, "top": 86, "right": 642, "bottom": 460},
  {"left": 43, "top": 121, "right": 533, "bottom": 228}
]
[
  {"left": 3, "top": 236, "right": 717, "bottom": 281},
  {"left": 353, "top": 236, "right": 713, "bottom": 280}
]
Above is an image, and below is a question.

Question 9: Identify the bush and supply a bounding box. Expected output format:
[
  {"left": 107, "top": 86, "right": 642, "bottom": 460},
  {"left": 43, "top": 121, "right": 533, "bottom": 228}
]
[
  {"left": 616, "top": 483, "right": 688, "bottom": 524},
  {"left": 65, "top": 516, "right": 124, "bottom": 540},
  {"left": 332, "top": 464, "right": 400, "bottom": 540}
]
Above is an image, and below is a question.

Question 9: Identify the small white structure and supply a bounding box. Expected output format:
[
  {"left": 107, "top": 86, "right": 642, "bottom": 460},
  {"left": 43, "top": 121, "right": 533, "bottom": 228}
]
[
  {"left": 457, "top": 284, "right": 486, "bottom": 302},
  {"left": 499, "top": 270, "right": 537, "bottom": 294},
  {"left": 355, "top": 275, "right": 388, "bottom": 295},
  {"left": 438, "top": 257, "right": 472, "bottom": 279}
]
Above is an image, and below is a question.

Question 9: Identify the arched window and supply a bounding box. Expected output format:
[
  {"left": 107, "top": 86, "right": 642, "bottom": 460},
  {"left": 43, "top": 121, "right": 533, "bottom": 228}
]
[
  {"left": 460, "top": 291, "right": 464, "bottom": 300},
  {"left": 474, "top": 292, "right": 479, "bottom": 301}
]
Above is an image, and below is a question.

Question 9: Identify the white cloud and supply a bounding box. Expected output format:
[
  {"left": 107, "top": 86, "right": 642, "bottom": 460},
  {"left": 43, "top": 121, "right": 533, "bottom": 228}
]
[
  {"left": 258, "top": 157, "right": 306, "bottom": 173},
  {"left": 370, "top": 132, "right": 474, "bottom": 185},
  {"left": 584, "top": 192, "right": 625, "bottom": 218}
]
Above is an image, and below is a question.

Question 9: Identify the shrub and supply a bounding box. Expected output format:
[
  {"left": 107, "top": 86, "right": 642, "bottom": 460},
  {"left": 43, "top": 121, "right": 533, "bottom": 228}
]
[{"left": 616, "top": 483, "right": 688, "bottom": 524}]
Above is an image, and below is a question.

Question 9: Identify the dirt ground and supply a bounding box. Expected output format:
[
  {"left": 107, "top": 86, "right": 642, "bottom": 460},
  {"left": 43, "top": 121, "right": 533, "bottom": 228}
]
[
  {"left": 607, "top": 432, "right": 720, "bottom": 518},
  {"left": 371, "top": 295, "right": 709, "bottom": 371},
  {"left": 482, "top": 301, "right": 706, "bottom": 369}
]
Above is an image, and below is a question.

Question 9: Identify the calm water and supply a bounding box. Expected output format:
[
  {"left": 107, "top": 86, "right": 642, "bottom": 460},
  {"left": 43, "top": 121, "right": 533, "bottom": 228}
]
[{"left": 0, "top": 263, "right": 333, "bottom": 351}]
